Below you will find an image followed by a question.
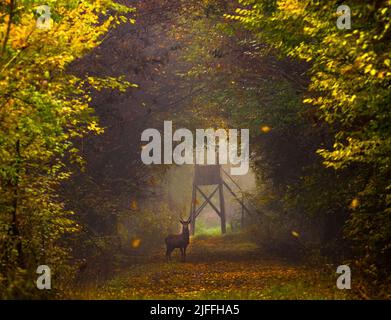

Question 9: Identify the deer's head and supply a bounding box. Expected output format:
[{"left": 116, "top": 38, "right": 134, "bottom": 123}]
[{"left": 179, "top": 217, "right": 191, "bottom": 235}]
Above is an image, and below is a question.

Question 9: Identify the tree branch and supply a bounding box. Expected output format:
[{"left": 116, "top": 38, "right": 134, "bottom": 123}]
[{"left": 1, "top": 0, "right": 15, "bottom": 56}]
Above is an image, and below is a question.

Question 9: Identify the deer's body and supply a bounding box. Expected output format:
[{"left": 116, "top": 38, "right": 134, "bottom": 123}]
[{"left": 165, "top": 219, "right": 190, "bottom": 262}]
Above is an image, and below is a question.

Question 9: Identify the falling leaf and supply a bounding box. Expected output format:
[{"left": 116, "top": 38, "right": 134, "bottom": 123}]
[
  {"left": 260, "top": 126, "right": 271, "bottom": 133},
  {"left": 131, "top": 200, "right": 138, "bottom": 210},
  {"left": 131, "top": 238, "right": 141, "bottom": 248},
  {"left": 149, "top": 176, "right": 156, "bottom": 185},
  {"left": 350, "top": 198, "right": 360, "bottom": 209},
  {"left": 291, "top": 231, "right": 300, "bottom": 238}
]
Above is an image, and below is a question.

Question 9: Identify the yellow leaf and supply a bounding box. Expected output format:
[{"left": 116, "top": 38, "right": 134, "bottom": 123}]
[
  {"left": 130, "top": 200, "right": 138, "bottom": 210},
  {"left": 350, "top": 198, "right": 360, "bottom": 209},
  {"left": 131, "top": 238, "right": 141, "bottom": 248},
  {"left": 260, "top": 126, "right": 271, "bottom": 133},
  {"left": 291, "top": 231, "right": 300, "bottom": 238}
]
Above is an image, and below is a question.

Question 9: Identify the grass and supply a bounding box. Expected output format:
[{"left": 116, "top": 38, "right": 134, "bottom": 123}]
[
  {"left": 68, "top": 233, "right": 356, "bottom": 300},
  {"left": 193, "top": 226, "right": 222, "bottom": 238}
]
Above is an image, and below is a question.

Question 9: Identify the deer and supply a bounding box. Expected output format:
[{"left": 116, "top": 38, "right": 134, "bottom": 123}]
[{"left": 165, "top": 217, "right": 191, "bottom": 262}]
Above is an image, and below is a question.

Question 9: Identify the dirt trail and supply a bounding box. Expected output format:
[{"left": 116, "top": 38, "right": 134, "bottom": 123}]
[{"left": 72, "top": 234, "right": 352, "bottom": 299}]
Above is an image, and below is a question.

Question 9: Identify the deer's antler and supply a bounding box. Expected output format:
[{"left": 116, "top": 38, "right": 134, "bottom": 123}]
[{"left": 179, "top": 215, "right": 191, "bottom": 224}]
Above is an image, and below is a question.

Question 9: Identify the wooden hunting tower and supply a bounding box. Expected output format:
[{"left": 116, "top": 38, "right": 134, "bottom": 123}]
[
  {"left": 189, "top": 165, "right": 253, "bottom": 235},
  {"left": 189, "top": 164, "right": 226, "bottom": 235}
]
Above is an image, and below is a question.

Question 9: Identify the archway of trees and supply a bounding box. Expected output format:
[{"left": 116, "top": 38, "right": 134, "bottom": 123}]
[{"left": 0, "top": 0, "right": 390, "bottom": 299}]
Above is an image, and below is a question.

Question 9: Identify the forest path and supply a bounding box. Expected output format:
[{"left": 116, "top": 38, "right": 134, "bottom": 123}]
[{"left": 72, "top": 233, "right": 352, "bottom": 299}]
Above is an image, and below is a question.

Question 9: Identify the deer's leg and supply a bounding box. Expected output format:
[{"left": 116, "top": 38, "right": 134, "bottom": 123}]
[
  {"left": 183, "top": 246, "right": 187, "bottom": 262},
  {"left": 180, "top": 247, "right": 184, "bottom": 261},
  {"left": 166, "top": 247, "right": 172, "bottom": 262}
]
